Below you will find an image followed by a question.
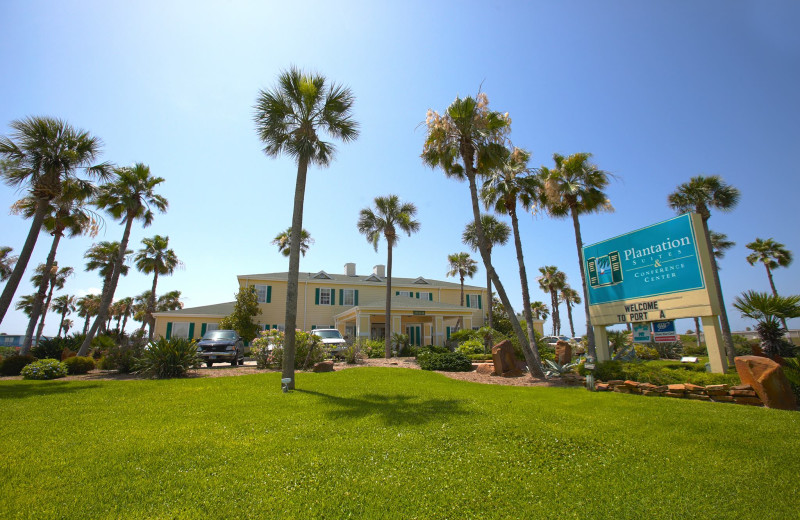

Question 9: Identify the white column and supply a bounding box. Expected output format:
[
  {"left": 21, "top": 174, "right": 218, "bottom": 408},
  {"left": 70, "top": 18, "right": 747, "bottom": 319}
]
[
  {"left": 594, "top": 326, "right": 610, "bottom": 362},
  {"left": 702, "top": 315, "right": 727, "bottom": 373}
]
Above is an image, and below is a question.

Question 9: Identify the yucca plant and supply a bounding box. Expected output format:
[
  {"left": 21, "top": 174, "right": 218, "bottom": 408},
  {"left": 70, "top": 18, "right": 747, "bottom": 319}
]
[
  {"left": 733, "top": 291, "right": 800, "bottom": 358},
  {"left": 135, "top": 337, "right": 200, "bottom": 379},
  {"left": 542, "top": 359, "right": 581, "bottom": 378}
]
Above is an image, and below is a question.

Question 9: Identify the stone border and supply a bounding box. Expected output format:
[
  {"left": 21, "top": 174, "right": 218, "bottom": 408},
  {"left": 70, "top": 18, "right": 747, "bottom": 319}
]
[{"left": 594, "top": 381, "right": 763, "bottom": 406}]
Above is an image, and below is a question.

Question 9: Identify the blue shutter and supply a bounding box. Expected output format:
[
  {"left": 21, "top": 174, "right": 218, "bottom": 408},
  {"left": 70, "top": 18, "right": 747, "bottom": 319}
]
[
  {"left": 188, "top": 323, "right": 195, "bottom": 339},
  {"left": 315, "top": 288, "right": 320, "bottom": 305},
  {"left": 354, "top": 290, "right": 359, "bottom": 306},
  {"left": 267, "top": 286, "right": 272, "bottom": 303},
  {"left": 166, "top": 322, "right": 172, "bottom": 340}
]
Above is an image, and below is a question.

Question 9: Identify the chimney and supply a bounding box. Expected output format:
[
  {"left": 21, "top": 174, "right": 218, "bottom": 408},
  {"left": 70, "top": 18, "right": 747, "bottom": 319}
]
[
  {"left": 344, "top": 263, "right": 356, "bottom": 277},
  {"left": 373, "top": 264, "right": 385, "bottom": 278}
]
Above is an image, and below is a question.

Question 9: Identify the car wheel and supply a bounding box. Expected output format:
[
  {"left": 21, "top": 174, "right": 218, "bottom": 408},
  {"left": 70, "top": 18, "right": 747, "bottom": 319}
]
[
  {"left": 238, "top": 357, "right": 244, "bottom": 366},
  {"left": 230, "top": 353, "right": 238, "bottom": 367},
  {"left": 206, "top": 361, "right": 213, "bottom": 368}
]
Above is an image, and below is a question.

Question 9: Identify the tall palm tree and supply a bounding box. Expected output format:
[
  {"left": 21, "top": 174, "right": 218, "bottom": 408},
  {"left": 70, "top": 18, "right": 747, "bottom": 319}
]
[
  {"left": 135, "top": 235, "right": 182, "bottom": 340},
  {"left": 0, "top": 116, "right": 109, "bottom": 325},
  {"left": 530, "top": 301, "right": 550, "bottom": 321},
  {"left": 17, "top": 178, "right": 97, "bottom": 353},
  {"left": 422, "top": 94, "right": 545, "bottom": 378},
  {"left": 33, "top": 265, "right": 73, "bottom": 347},
  {"left": 117, "top": 296, "right": 134, "bottom": 334},
  {"left": 61, "top": 318, "right": 73, "bottom": 336},
  {"left": 463, "top": 214, "right": 510, "bottom": 330},
  {"left": 85, "top": 241, "right": 132, "bottom": 304},
  {"left": 539, "top": 152, "right": 613, "bottom": 360},
  {"left": 254, "top": 67, "right": 359, "bottom": 389},
  {"left": 76, "top": 294, "right": 100, "bottom": 335},
  {"left": 157, "top": 290, "right": 183, "bottom": 312},
  {"left": 559, "top": 286, "right": 582, "bottom": 338},
  {"left": 446, "top": 252, "right": 478, "bottom": 307},
  {"left": 668, "top": 175, "right": 740, "bottom": 367},
  {"left": 79, "top": 164, "right": 167, "bottom": 356},
  {"left": 0, "top": 247, "right": 17, "bottom": 281},
  {"left": 272, "top": 227, "right": 314, "bottom": 257},
  {"left": 538, "top": 266, "right": 567, "bottom": 336},
  {"left": 51, "top": 294, "right": 76, "bottom": 337},
  {"left": 746, "top": 238, "right": 792, "bottom": 297},
  {"left": 481, "top": 146, "right": 543, "bottom": 366},
  {"left": 14, "top": 294, "right": 36, "bottom": 318},
  {"left": 357, "top": 195, "right": 420, "bottom": 357}
]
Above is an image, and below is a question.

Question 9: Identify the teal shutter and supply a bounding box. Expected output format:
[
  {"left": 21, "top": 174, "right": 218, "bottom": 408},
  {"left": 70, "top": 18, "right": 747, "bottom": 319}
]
[
  {"left": 478, "top": 295, "right": 482, "bottom": 309},
  {"left": 315, "top": 288, "right": 320, "bottom": 305},
  {"left": 466, "top": 295, "right": 470, "bottom": 308},
  {"left": 265, "top": 324, "right": 270, "bottom": 330},
  {"left": 331, "top": 289, "right": 335, "bottom": 305},
  {"left": 446, "top": 326, "right": 451, "bottom": 340},
  {"left": 416, "top": 292, "right": 419, "bottom": 298},
  {"left": 396, "top": 291, "right": 399, "bottom": 296},
  {"left": 188, "top": 323, "right": 195, "bottom": 339},
  {"left": 201, "top": 323, "right": 207, "bottom": 336},
  {"left": 429, "top": 293, "right": 433, "bottom": 301},
  {"left": 267, "top": 286, "right": 272, "bottom": 303},
  {"left": 166, "top": 322, "right": 172, "bottom": 340},
  {"left": 339, "top": 289, "right": 344, "bottom": 306},
  {"left": 354, "top": 290, "right": 359, "bottom": 306},
  {"left": 273, "top": 324, "right": 277, "bottom": 330},
  {"left": 311, "top": 325, "right": 316, "bottom": 330}
]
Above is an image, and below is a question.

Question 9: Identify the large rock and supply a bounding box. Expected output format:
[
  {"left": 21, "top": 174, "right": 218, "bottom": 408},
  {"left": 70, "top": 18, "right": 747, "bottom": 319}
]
[
  {"left": 312, "top": 361, "right": 335, "bottom": 373},
  {"left": 555, "top": 341, "right": 572, "bottom": 365},
  {"left": 734, "top": 356, "right": 797, "bottom": 411},
  {"left": 491, "top": 340, "right": 523, "bottom": 377},
  {"left": 475, "top": 363, "right": 495, "bottom": 375}
]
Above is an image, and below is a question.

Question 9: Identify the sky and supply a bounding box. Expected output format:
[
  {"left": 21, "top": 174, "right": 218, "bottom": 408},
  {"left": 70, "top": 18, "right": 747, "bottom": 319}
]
[{"left": 1, "top": 0, "right": 798, "bottom": 338}]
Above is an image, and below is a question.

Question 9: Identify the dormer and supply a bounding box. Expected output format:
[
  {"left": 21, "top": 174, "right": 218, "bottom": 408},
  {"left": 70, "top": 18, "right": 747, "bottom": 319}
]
[
  {"left": 313, "top": 270, "right": 332, "bottom": 279},
  {"left": 413, "top": 277, "right": 430, "bottom": 285},
  {"left": 364, "top": 274, "right": 383, "bottom": 282}
]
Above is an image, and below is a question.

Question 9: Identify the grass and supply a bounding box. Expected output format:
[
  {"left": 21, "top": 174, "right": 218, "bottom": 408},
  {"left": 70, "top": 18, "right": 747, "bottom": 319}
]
[{"left": 1, "top": 368, "right": 798, "bottom": 519}]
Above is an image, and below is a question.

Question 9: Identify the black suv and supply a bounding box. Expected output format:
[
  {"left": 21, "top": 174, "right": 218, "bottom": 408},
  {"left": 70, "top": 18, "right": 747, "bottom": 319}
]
[{"left": 196, "top": 330, "right": 244, "bottom": 367}]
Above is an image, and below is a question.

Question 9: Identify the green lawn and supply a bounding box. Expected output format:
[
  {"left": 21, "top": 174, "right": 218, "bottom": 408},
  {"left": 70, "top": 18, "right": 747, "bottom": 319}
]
[{"left": 2, "top": 368, "right": 798, "bottom": 519}]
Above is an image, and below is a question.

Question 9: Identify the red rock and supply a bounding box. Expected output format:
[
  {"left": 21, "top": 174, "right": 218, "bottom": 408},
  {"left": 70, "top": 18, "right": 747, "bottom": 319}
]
[
  {"left": 555, "top": 341, "right": 572, "bottom": 365},
  {"left": 623, "top": 380, "right": 640, "bottom": 388},
  {"left": 734, "top": 396, "right": 763, "bottom": 406},
  {"left": 653, "top": 385, "right": 668, "bottom": 393},
  {"left": 595, "top": 383, "right": 610, "bottom": 391},
  {"left": 475, "top": 363, "right": 495, "bottom": 375},
  {"left": 706, "top": 384, "right": 730, "bottom": 392},
  {"left": 640, "top": 383, "right": 657, "bottom": 391},
  {"left": 607, "top": 380, "right": 624, "bottom": 386},
  {"left": 734, "top": 356, "right": 797, "bottom": 411},
  {"left": 687, "top": 394, "right": 711, "bottom": 401},
  {"left": 312, "top": 361, "right": 335, "bottom": 373},
  {"left": 642, "top": 390, "right": 662, "bottom": 397},
  {"left": 665, "top": 392, "right": 685, "bottom": 398},
  {"left": 730, "top": 389, "right": 757, "bottom": 397},
  {"left": 711, "top": 396, "right": 735, "bottom": 403},
  {"left": 614, "top": 386, "right": 632, "bottom": 394},
  {"left": 492, "top": 340, "right": 522, "bottom": 377},
  {"left": 731, "top": 384, "right": 754, "bottom": 391},
  {"left": 667, "top": 384, "right": 686, "bottom": 393},
  {"left": 706, "top": 390, "right": 728, "bottom": 396},
  {"left": 684, "top": 383, "right": 705, "bottom": 393}
]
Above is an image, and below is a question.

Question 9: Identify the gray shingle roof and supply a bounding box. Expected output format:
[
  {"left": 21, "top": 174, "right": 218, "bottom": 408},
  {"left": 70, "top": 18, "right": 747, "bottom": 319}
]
[
  {"left": 238, "top": 271, "right": 483, "bottom": 290},
  {"left": 152, "top": 301, "right": 235, "bottom": 317}
]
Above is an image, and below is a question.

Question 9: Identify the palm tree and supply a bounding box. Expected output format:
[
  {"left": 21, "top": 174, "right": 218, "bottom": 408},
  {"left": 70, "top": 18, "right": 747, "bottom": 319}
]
[
  {"left": 538, "top": 266, "right": 567, "bottom": 336},
  {"left": 17, "top": 178, "right": 97, "bottom": 352},
  {"left": 76, "top": 294, "right": 100, "bottom": 335},
  {"left": 135, "top": 235, "right": 182, "bottom": 340},
  {"left": 85, "top": 241, "right": 132, "bottom": 304},
  {"left": 446, "top": 252, "right": 478, "bottom": 308},
  {"left": 61, "top": 318, "right": 73, "bottom": 336},
  {"left": 538, "top": 152, "right": 613, "bottom": 361},
  {"left": 357, "top": 195, "right": 420, "bottom": 357},
  {"left": 117, "top": 296, "right": 134, "bottom": 334},
  {"left": 746, "top": 238, "right": 792, "bottom": 297},
  {"left": 668, "top": 175, "right": 740, "bottom": 367},
  {"left": 51, "top": 294, "right": 76, "bottom": 337},
  {"left": 14, "top": 294, "right": 36, "bottom": 318},
  {"left": 272, "top": 227, "right": 314, "bottom": 257},
  {"left": 254, "top": 67, "right": 359, "bottom": 389},
  {"left": 559, "top": 286, "right": 582, "bottom": 338},
  {"left": 530, "top": 301, "right": 550, "bottom": 322},
  {"left": 0, "top": 247, "right": 17, "bottom": 281},
  {"left": 0, "top": 116, "right": 109, "bottom": 325},
  {"left": 422, "top": 94, "right": 545, "bottom": 378},
  {"left": 79, "top": 164, "right": 167, "bottom": 356},
  {"left": 481, "top": 146, "right": 544, "bottom": 367},
  {"left": 33, "top": 265, "right": 73, "bottom": 348},
  {"left": 463, "top": 214, "right": 510, "bottom": 330},
  {"left": 733, "top": 291, "right": 800, "bottom": 358},
  {"left": 157, "top": 290, "right": 183, "bottom": 312}
]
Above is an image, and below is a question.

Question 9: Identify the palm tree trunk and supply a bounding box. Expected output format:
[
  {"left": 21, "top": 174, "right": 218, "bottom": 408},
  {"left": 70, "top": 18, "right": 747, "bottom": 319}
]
[
  {"left": 509, "top": 207, "right": 542, "bottom": 371},
  {"left": 22, "top": 231, "right": 62, "bottom": 353},
  {"left": 282, "top": 158, "right": 309, "bottom": 390},
  {"left": 694, "top": 317, "right": 702, "bottom": 349},
  {"left": 59, "top": 310, "right": 67, "bottom": 338},
  {"left": 571, "top": 207, "right": 597, "bottom": 361},
  {"left": 0, "top": 198, "right": 49, "bottom": 326},
  {"left": 121, "top": 311, "right": 129, "bottom": 334},
  {"left": 550, "top": 290, "right": 560, "bottom": 335},
  {"left": 147, "top": 270, "right": 159, "bottom": 340},
  {"left": 34, "top": 281, "right": 57, "bottom": 348},
  {"left": 764, "top": 265, "right": 788, "bottom": 329},
  {"left": 79, "top": 213, "right": 135, "bottom": 356},
  {"left": 566, "top": 302, "right": 575, "bottom": 337},
  {"left": 83, "top": 315, "right": 90, "bottom": 335},
  {"left": 463, "top": 165, "right": 544, "bottom": 378},
  {"left": 700, "top": 216, "right": 735, "bottom": 368},
  {"left": 385, "top": 242, "right": 393, "bottom": 358},
  {"left": 486, "top": 270, "right": 493, "bottom": 330}
]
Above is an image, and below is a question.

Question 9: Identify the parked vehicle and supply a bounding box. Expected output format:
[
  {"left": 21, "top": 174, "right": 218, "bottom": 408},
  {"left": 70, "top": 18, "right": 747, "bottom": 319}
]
[
  {"left": 541, "top": 335, "right": 571, "bottom": 347},
  {"left": 310, "top": 329, "right": 347, "bottom": 356},
  {"left": 196, "top": 329, "right": 244, "bottom": 367}
]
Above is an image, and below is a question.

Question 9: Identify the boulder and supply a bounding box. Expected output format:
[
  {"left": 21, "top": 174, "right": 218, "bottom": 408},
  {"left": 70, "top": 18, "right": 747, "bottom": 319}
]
[
  {"left": 595, "top": 383, "right": 610, "bottom": 391},
  {"left": 491, "top": 340, "right": 523, "bottom": 377},
  {"left": 312, "top": 361, "right": 335, "bottom": 373},
  {"left": 555, "top": 341, "right": 572, "bottom": 365},
  {"left": 734, "top": 356, "right": 797, "bottom": 411},
  {"left": 475, "top": 363, "right": 495, "bottom": 375},
  {"left": 684, "top": 383, "right": 705, "bottom": 393},
  {"left": 711, "top": 395, "right": 735, "bottom": 403},
  {"left": 667, "top": 384, "right": 686, "bottom": 393}
]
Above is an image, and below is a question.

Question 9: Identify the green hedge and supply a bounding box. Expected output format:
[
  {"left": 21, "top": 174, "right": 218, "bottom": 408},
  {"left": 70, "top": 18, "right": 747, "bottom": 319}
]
[
  {"left": 417, "top": 352, "right": 472, "bottom": 372},
  {"left": 580, "top": 360, "right": 740, "bottom": 386}
]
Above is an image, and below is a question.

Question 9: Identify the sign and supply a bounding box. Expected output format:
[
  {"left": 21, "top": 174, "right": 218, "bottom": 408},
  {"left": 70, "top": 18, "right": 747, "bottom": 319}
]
[
  {"left": 632, "top": 323, "right": 652, "bottom": 343},
  {"left": 412, "top": 311, "right": 426, "bottom": 316},
  {"left": 583, "top": 214, "right": 705, "bottom": 306},
  {"left": 652, "top": 320, "right": 678, "bottom": 343}
]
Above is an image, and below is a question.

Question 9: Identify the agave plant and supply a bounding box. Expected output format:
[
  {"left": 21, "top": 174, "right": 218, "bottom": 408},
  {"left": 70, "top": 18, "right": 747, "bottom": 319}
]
[
  {"left": 542, "top": 359, "right": 582, "bottom": 378},
  {"left": 733, "top": 291, "right": 800, "bottom": 358}
]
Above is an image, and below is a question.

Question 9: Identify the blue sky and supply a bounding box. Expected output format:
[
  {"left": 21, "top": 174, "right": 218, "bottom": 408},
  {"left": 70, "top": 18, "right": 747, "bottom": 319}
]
[{"left": 1, "top": 0, "right": 798, "bottom": 337}]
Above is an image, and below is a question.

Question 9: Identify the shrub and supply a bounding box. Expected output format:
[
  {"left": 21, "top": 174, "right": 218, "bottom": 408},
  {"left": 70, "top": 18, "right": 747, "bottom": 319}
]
[
  {"left": 652, "top": 341, "right": 682, "bottom": 360},
  {"left": 32, "top": 337, "right": 70, "bottom": 360},
  {"left": 580, "top": 359, "right": 740, "bottom": 386},
  {"left": 20, "top": 359, "right": 68, "bottom": 380},
  {"left": 101, "top": 341, "right": 146, "bottom": 373},
  {"left": 0, "top": 354, "right": 37, "bottom": 376},
  {"left": 634, "top": 345, "right": 659, "bottom": 360},
  {"left": 343, "top": 342, "right": 364, "bottom": 365},
  {"left": 267, "top": 331, "right": 325, "bottom": 370},
  {"left": 417, "top": 351, "right": 472, "bottom": 372},
  {"left": 0, "top": 346, "right": 17, "bottom": 359},
  {"left": 251, "top": 330, "right": 283, "bottom": 369},
  {"left": 397, "top": 344, "right": 418, "bottom": 357},
  {"left": 364, "top": 340, "right": 387, "bottom": 359},
  {"left": 456, "top": 338, "right": 485, "bottom": 356},
  {"left": 449, "top": 329, "right": 479, "bottom": 344},
  {"left": 135, "top": 338, "right": 200, "bottom": 379},
  {"left": 63, "top": 356, "right": 96, "bottom": 375},
  {"left": 782, "top": 357, "right": 800, "bottom": 402}
]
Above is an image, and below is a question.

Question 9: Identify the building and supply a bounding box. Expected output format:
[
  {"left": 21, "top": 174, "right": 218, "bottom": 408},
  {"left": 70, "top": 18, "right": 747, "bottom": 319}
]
[{"left": 153, "top": 263, "right": 489, "bottom": 347}]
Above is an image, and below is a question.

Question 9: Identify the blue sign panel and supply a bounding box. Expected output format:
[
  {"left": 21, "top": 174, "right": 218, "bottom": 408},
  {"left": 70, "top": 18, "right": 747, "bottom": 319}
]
[
  {"left": 583, "top": 214, "right": 705, "bottom": 305},
  {"left": 652, "top": 320, "right": 678, "bottom": 342}
]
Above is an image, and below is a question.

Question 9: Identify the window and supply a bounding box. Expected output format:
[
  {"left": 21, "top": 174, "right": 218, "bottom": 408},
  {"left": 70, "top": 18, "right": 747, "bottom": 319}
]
[
  {"left": 171, "top": 322, "right": 190, "bottom": 339},
  {"left": 254, "top": 284, "right": 271, "bottom": 304},
  {"left": 316, "top": 288, "right": 334, "bottom": 305},
  {"left": 397, "top": 291, "right": 413, "bottom": 297},
  {"left": 465, "top": 294, "right": 482, "bottom": 309},
  {"left": 341, "top": 289, "right": 357, "bottom": 306},
  {"left": 206, "top": 323, "right": 219, "bottom": 332},
  {"left": 417, "top": 292, "right": 433, "bottom": 301}
]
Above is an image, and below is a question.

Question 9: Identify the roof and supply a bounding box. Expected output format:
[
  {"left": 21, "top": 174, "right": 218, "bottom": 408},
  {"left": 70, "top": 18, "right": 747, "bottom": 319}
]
[
  {"left": 152, "top": 301, "right": 235, "bottom": 318},
  {"left": 238, "top": 271, "right": 483, "bottom": 290}
]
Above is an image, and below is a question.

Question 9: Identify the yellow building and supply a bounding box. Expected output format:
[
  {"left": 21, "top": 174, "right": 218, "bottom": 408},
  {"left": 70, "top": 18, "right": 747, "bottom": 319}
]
[{"left": 153, "top": 263, "right": 489, "bottom": 346}]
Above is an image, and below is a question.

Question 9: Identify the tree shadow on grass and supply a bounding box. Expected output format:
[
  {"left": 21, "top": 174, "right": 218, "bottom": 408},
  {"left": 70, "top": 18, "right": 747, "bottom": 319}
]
[
  {"left": 0, "top": 381, "right": 103, "bottom": 400},
  {"left": 296, "top": 389, "right": 474, "bottom": 427}
]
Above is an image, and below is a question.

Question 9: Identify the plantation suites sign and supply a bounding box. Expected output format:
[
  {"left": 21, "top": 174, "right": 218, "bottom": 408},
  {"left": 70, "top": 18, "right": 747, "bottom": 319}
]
[{"left": 582, "top": 213, "right": 721, "bottom": 326}]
